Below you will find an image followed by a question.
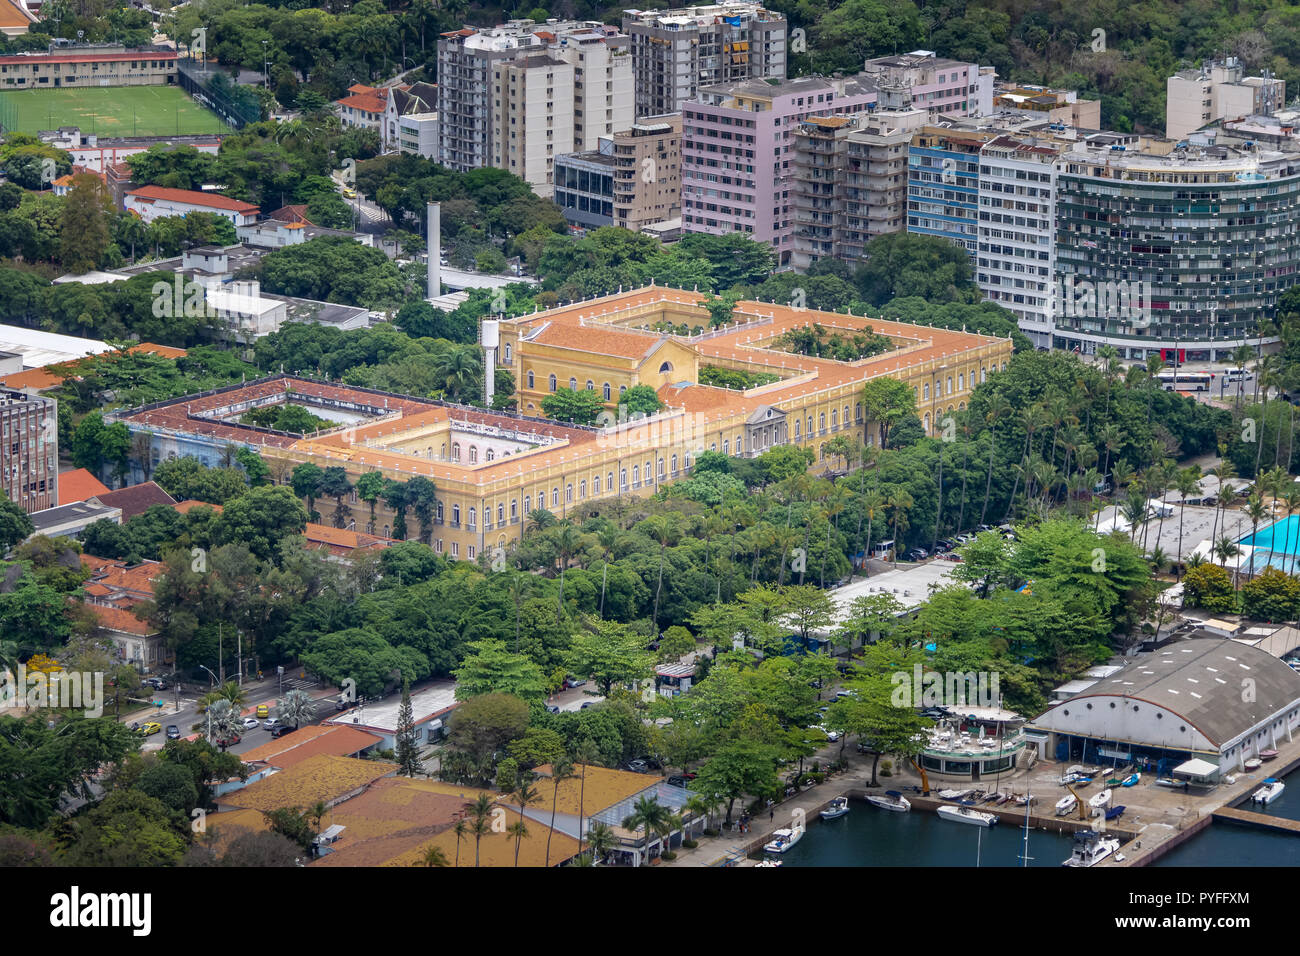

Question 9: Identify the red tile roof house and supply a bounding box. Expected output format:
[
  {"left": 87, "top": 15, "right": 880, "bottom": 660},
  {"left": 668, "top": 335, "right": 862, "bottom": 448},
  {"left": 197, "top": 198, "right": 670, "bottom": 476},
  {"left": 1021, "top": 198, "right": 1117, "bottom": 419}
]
[
  {"left": 88, "top": 481, "right": 176, "bottom": 521},
  {"left": 57, "top": 468, "right": 111, "bottom": 505},
  {"left": 124, "top": 186, "right": 260, "bottom": 226}
]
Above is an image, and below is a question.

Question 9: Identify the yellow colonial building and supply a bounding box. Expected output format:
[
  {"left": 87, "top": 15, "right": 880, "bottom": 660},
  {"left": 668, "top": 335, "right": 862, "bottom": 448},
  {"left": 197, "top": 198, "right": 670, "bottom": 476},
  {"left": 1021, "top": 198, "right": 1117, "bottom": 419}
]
[{"left": 114, "top": 286, "right": 1012, "bottom": 561}]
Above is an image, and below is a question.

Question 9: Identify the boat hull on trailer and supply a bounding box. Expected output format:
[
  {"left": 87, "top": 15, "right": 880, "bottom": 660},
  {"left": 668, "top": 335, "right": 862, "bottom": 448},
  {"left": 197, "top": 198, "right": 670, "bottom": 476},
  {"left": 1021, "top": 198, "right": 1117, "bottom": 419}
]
[{"left": 1055, "top": 794, "right": 1078, "bottom": 816}]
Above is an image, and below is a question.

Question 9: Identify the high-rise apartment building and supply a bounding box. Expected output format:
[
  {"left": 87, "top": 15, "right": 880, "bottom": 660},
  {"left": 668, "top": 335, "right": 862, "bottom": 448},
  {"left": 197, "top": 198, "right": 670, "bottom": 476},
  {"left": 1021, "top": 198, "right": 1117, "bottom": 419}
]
[
  {"left": 545, "top": 24, "right": 634, "bottom": 151},
  {"left": 976, "top": 133, "right": 1063, "bottom": 349},
  {"left": 862, "top": 50, "right": 994, "bottom": 118},
  {"left": 1166, "top": 58, "right": 1285, "bottom": 141},
  {"left": 682, "top": 75, "right": 876, "bottom": 264},
  {"left": 612, "top": 114, "right": 682, "bottom": 232},
  {"left": 1053, "top": 134, "right": 1300, "bottom": 361},
  {"left": 790, "top": 85, "right": 926, "bottom": 269},
  {"left": 491, "top": 52, "right": 575, "bottom": 196},
  {"left": 907, "top": 125, "right": 999, "bottom": 256},
  {"left": 0, "top": 387, "right": 57, "bottom": 513},
  {"left": 622, "top": 3, "right": 787, "bottom": 116}
]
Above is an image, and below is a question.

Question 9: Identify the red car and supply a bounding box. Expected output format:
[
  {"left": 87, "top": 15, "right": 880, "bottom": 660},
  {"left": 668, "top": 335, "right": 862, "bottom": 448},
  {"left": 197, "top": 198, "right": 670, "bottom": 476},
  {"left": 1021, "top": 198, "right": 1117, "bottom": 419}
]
[{"left": 216, "top": 734, "right": 241, "bottom": 748}]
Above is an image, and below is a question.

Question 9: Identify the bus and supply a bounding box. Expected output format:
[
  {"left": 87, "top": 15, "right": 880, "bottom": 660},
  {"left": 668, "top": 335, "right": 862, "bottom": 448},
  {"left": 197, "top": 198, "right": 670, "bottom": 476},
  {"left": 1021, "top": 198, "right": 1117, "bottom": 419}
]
[{"left": 1156, "top": 370, "right": 1212, "bottom": 392}]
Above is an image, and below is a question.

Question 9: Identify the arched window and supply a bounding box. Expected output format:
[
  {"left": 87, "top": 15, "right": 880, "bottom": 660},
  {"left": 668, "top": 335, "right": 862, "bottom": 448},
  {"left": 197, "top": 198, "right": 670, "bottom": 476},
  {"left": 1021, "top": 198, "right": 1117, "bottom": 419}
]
[
  {"left": 843, "top": 405, "right": 850, "bottom": 425},
  {"left": 620, "top": 468, "right": 627, "bottom": 489},
  {"left": 452, "top": 504, "right": 461, "bottom": 525},
  {"left": 856, "top": 403, "right": 863, "bottom": 422},
  {"left": 958, "top": 373, "right": 964, "bottom": 391},
  {"left": 620, "top": 385, "right": 627, "bottom": 395},
  {"left": 504, "top": 343, "right": 511, "bottom": 363},
  {"left": 565, "top": 484, "right": 573, "bottom": 503},
  {"left": 946, "top": 376, "right": 953, "bottom": 395},
  {"left": 483, "top": 507, "right": 490, "bottom": 527},
  {"left": 659, "top": 361, "right": 673, "bottom": 374},
  {"left": 469, "top": 446, "right": 478, "bottom": 464},
  {"left": 552, "top": 487, "right": 559, "bottom": 507},
  {"left": 548, "top": 374, "right": 557, "bottom": 392},
  {"left": 671, "top": 454, "right": 678, "bottom": 473},
  {"left": 426, "top": 446, "right": 432, "bottom": 459},
  {"left": 486, "top": 448, "right": 495, "bottom": 462},
  {"left": 594, "top": 475, "right": 602, "bottom": 494},
  {"left": 657, "top": 458, "right": 665, "bottom": 479},
  {"left": 710, "top": 442, "right": 717, "bottom": 451},
  {"left": 527, "top": 370, "right": 534, "bottom": 389},
  {"left": 524, "top": 494, "right": 531, "bottom": 514},
  {"left": 384, "top": 524, "right": 390, "bottom": 537},
  {"left": 924, "top": 413, "right": 930, "bottom": 432},
  {"left": 603, "top": 382, "right": 611, "bottom": 400},
  {"left": 831, "top": 409, "right": 838, "bottom": 429},
  {"left": 607, "top": 472, "right": 614, "bottom": 491},
  {"left": 452, "top": 443, "right": 461, "bottom": 462},
  {"left": 586, "top": 380, "right": 594, "bottom": 391},
  {"left": 467, "top": 508, "right": 476, "bottom": 529},
  {"left": 723, "top": 439, "right": 729, "bottom": 455},
  {"left": 819, "top": 412, "right": 826, "bottom": 432},
  {"left": 633, "top": 465, "right": 640, "bottom": 485},
  {"left": 510, "top": 499, "right": 518, "bottom": 519},
  {"left": 569, "top": 377, "right": 577, "bottom": 391},
  {"left": 794, "top": 419, "right": 801, "bottom": 439},
  {"left": 436, "top": 501, "right": 444, "bottom": 521},
  {"left": 923, "top": 384, "right": 930, "bottom": 400},
  {"left": 579, "top": 480, "right": 586, "bottom": 498},
  {"left": 497, "top": 503, "right": 504, "bottom": 524}
]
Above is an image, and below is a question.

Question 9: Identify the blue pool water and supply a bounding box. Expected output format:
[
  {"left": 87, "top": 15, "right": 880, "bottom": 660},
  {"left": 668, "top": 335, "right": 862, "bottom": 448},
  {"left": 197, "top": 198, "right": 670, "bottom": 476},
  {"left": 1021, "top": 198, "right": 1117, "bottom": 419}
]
[{"left": 1241, "top": 516, "right": 1300, "bottom": 574}]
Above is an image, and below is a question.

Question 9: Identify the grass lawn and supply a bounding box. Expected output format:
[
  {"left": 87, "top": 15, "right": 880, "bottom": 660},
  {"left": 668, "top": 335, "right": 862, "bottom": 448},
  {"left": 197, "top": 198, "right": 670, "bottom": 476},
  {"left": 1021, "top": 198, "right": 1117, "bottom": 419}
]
[{"left": 0, "top": 85, "right": 229, "bottom": 137}]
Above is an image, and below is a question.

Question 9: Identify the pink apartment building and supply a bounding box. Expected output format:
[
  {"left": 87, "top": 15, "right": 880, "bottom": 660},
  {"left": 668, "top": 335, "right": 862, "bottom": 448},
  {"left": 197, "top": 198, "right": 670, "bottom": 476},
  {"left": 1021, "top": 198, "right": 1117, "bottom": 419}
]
[
  {"left": 681, "top": 74, "right": 876, "bottom": 264},
  {"left": 862, "top": 50, "right": 994, "bottom": 119}
]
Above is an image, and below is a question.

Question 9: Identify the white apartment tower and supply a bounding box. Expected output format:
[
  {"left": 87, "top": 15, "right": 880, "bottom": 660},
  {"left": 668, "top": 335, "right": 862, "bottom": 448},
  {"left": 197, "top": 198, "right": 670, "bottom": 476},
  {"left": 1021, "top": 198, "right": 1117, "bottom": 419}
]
[
  {"left": 545, "top": 24, "right": 635, "bottom": 151},
  {"left": 1166, "top": 58, "right": 1285, "bottom": 140},
  {"left": 492, "top": 53, "right": 576, "bottom": 197}
]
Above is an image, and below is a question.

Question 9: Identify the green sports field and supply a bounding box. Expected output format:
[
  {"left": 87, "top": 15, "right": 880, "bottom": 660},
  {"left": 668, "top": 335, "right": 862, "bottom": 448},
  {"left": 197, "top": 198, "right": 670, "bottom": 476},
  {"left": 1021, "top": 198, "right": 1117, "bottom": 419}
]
[{"left": 0, "top": 85, "right": 229, "bottom": 137}]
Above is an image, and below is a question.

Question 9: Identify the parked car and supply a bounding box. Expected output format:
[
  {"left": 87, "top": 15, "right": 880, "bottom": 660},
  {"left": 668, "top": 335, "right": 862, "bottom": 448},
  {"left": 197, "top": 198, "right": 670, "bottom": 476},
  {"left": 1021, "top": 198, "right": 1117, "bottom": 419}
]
[
  {"left": 905, "top": 548, "right": 928, "bottom": 562},
  {"left": 545, "top": 704, "right": 560, "bottom": 714},
  {"left": 934, "top": 539, "right": 954, "bottom": 552},
  {"left": 564, "top": 676, "right": 588, "bottom": 689},
  {"left": 836, "top": 690, "right": 859, "bottom": 700},
  {"left": 666, "top": 773, "right": 697, "bottom": 787},
  {"left": 579, "top": 701, "right": 595, "bottom": 710},
  {"left": 256, "top": 704, "right": 270, "bottom": 718},
  {"left": 143, "top": 677, "right": 167, "bottom": 691},
  {"left": 627, "top": 759, "right": 650, "bottom": 773},
  {"left": 240, "top": 717, "right": 260, "bottom": 730},
  {"left": 271, "top": 724, "right": 296, "bottom": 738},
  {"left": 140, "top": 721, "right": 162, "bottom": 736},
  {"left": 263, "top": 717, "right": 283, "bottom": 732},
  {"left": 165, "top": 725, "right": 180, "bottom": 739},
  {"left": 216, "top": 734, "right": 241, "bottom": 747},
  {"left": 812, "top": 724, "right": 841, "bottom": 742}
]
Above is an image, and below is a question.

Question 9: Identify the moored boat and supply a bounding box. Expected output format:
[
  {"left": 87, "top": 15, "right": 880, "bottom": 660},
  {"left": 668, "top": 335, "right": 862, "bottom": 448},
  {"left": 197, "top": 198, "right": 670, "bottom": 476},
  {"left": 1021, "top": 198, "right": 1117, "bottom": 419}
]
[
  {"left": 1252, "top": 779, "right": 1285, "bottom": 805},
  {"left": 820, "top": 796, "right": 850, "bottom": 820},
  {"left": 1087, "top": 788, "right": 1112, "bottom": 815},
  {"left": 937, "top": 788, "right": 973, "bottom": 800},
  {"left": 865, "top": 791, "right": 911, "bottom": 812},
  {"left": 1055, "top": 794, "right": 1078, "bottom": 816},
  {"left": 1062, "top": 830, "right": 1121, "bottom": 867},
  {"left": 937, "top": 804, "right": 997, "bottom": 827},
  {"left": 763, "top": 827, "right": 804, "bottom": 853}
]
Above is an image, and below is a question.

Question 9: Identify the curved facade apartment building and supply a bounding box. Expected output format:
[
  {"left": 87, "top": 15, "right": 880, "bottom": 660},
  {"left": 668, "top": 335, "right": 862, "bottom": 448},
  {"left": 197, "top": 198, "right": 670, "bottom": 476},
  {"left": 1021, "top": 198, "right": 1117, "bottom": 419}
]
[{"left": 1052, "top": 134, "right": 1300, "bottom": 361}]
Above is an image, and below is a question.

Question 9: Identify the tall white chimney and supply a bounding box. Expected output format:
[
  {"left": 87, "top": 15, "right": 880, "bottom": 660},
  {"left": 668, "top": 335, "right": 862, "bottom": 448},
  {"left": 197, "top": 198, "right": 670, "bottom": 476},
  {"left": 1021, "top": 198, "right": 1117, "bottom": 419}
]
[
  {"left": 480, "top": 319, "right": 500, "bottom": 406},
  {"left": 426, "top": 201, "right": 441, "bottom": 301}
]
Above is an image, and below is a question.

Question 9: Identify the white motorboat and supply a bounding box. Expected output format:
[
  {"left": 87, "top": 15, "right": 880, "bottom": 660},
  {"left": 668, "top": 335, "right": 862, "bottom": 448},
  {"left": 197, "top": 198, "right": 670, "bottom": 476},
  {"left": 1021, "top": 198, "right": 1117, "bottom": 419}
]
[
  {"left": 1252, "top": 779, "right": 1285, "bottom": 805},
  {"left": 1087, "top": 789, "right": 1112, "bottom": 815},
  {"left": 820, "top": 796, "right": 850, "bottom": 820},
  {"left": 937, "top": 805, "right": 997, "bottom": 827},
  {"left": 763, "top": 827, "right": 804, "bottom": 853},
  {"left": 1062, "top": 830, "right": 1121, "bottom": 867},
  {"left": 937, "top": 788, "right": 973, "bottom": 800},
  {"left": 1244, "top": 758, "right": 1263, "bottom": 771},
  {"left": 865, "top": 791, "right": 911, "bottom": 812},
  {"left": 754, "top": 859, "right": 783, "bottom": 867},
  {"left": 1055, "top": 794, "right": 1078, "bottom": 816},
  {"left": 1058, "top": 772, "right": 1085, "bottom": 786}
]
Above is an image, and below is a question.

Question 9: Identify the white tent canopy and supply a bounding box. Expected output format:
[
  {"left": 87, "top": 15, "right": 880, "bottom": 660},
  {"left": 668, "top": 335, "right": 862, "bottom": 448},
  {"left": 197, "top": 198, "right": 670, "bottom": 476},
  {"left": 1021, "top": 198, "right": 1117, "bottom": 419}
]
[{"left": 1172, "top": 757, "right": 1220, "bottom": 779}]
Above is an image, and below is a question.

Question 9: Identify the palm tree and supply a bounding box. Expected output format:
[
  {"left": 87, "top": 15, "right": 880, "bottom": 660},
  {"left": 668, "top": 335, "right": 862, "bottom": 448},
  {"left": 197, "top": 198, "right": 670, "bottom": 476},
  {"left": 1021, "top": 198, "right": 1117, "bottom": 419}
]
[
  {"left": 545, "top": 759, "right": 574, "bottom": 867},
  {"left": 466, "top": 794, "right": 494, "bottom": 867},
  {"left": 1173, "top": 465, "right": 1202, "bottom": 579},
  {"left": 276, "top": 688, "right": 316, "bottom": 729},
  {"left": 1209, "top": 461, "right": 1238, "bottom": 548},
  {"left": 886, "top": 489, "right": 913, "bottom": 568},
  {"left": 771, "top": 525, "right": 801, "bottom": 585},
  {"left": 205, "top": 699, "right": 242, "bottom": 748},
  {"left": 432, "top": 345, "right": 482, "bottom": 403},
  {"left": 548, "top": 523, "right": 584, "bottom": 622},
  {"left": 594, "top": 521, "right": 618, "bottom": 618},
  {"left": 506, "top": 819, "right": 530, "bottom": 866},
  {"left": 978, "top": 392, "right": 1011, "bottom": 526},
  {"left": 1232, "top": 344, "right": 1254, "bottom": 408},
  {"left": 199, "top": 681, "right": 247, "bottom": 712},
  {"left": 419, "top": 844, "right": 450, "bottom": 867},
  {"left": 859, "top": 488, "right": 885, "bottom": 577},
  {"left": 822, "top": 483, "right": 850, "bottom": 587},
  {"left": 622, "top": 795, "right": 674, "bottom": 866},
  {"left": 684, "top": 793, "right": 721, "bottom": 836},
  {"left": 1243, "top": 493, "right": 1269, "bottom": 582},
  {"left": 573, "top": 739, "right": 599, "bottom": 852},
  {"left": 1283, "top": 487, "right": 1300, "bottom": 575},
  {"left": 585, "top": 821, "right": 617, "bottom": 865},
  {"left": 1215, "top": 535, "right": 1243, "bottom": 590},
  {"left": 639, "top": 513, "right": 681, "bottom": 630},
  {"left": 510, "top": 772, "right": 541, "bottom": 865},
  {"left": 451, "top": 818, "right": 467, "bottom": 867}
]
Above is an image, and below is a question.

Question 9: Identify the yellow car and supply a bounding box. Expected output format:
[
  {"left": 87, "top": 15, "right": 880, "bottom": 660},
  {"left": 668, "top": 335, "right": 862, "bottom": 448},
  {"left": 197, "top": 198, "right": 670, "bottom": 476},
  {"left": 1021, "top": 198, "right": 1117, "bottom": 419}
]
[
  {"left": 342, "top": 187, "right": 357, "bottom": 199},
  {"left": 255, "top": 704, "right": 270, "bottom": 718},
  {"left": 141, "top": 721, "right": 162, "bottom": 736}
]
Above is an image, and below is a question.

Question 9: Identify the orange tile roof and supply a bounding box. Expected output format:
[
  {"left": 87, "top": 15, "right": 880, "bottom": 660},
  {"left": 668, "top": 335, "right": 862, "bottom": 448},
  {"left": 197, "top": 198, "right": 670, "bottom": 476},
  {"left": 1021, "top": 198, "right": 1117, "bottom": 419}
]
[
  {"left": 91, "top": 604, "right": 155, "bottom": 636},
  {"left": 338, "top": 92, "right": 388, "bottom": 114},
  {"left": 128, "top": 185, "right": 260, "bottom": 215},
  {"left": 530, "top": 324, "right": 668, "bottom": 361},
  {"left": 240, "top": 725, "right": 381, "bottom": 768},
  {"left": 0, "top": 367, "right": 62, "bottom": 391},
  {"left": 216, "top": 755, "right": 397, "bottom": 813},
  {"left": 58, "top": 468, "right": 111, "bottom": 504},
  {"left": 303, "top": 523, "right": 392, "bottom": 553},
  {"left": 80, "top": 554, "right": 166, "bottom": 597},
  {"left": 173, "top": 499, "right": 224, "bottom": 514},
  {"left": 133, "top": 343, "right": 188, "bottom": 359}
]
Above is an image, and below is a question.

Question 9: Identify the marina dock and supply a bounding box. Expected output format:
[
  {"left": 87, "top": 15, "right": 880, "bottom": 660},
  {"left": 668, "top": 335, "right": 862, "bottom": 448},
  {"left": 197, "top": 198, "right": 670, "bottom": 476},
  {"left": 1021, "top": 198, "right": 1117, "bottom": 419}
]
[{"left": 1212, "top": 806, "right": 1300, "bottom": 834}]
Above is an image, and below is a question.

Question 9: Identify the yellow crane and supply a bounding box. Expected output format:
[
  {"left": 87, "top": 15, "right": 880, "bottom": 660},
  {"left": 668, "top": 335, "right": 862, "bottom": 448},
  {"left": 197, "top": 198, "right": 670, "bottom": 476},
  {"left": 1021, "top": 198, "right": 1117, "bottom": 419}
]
[
  {"left": 1065, "top": 782, "right": 1088, "bottom": 821},
  {"left": 909, "top": 758, "right": 930, "bottom": 796}
]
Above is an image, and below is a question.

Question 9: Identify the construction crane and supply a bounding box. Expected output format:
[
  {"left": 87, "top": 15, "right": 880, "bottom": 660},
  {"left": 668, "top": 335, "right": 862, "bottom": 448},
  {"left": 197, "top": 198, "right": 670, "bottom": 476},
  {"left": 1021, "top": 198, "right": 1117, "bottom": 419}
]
[
  {"left": 1065, "top": 782, "right": 1088, "bottom": 821},
  {"left": 909, "top": 758, "right": 930, "bottom": 796}
]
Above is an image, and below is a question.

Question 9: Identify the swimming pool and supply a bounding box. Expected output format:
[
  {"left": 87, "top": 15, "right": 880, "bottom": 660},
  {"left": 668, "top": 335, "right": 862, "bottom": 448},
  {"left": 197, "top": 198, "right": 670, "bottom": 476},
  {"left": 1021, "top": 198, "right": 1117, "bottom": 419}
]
[{"left": 1241, "top": 515, "right": 1300, "bottom": 573}]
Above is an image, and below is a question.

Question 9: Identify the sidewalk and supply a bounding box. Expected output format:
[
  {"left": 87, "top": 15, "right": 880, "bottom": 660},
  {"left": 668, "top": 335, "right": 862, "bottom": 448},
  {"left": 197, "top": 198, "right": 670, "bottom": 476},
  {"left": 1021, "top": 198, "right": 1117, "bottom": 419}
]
[{"left": 665, "top": 746, "right": 882, "bottom": 867}]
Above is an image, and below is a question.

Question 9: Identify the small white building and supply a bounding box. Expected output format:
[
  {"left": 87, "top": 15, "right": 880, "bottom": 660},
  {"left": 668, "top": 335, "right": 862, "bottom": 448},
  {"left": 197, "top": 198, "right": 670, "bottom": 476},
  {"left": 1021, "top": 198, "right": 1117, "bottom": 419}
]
[
  {"left": 324, "top": 680, "right": 458, "bottom": 749},
  {"left": 124, "top": 185, "right": 260, "bottom": 226}
]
